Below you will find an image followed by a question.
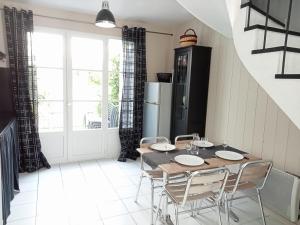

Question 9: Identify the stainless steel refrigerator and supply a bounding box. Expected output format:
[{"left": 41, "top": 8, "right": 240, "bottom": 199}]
[{"left": 143, "top": 82, "right": 172, "bottom": 139}]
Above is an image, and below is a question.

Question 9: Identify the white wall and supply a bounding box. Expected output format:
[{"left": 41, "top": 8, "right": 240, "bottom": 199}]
[{"left": 171, "top": 19, "right": 300, "bottom": 177}]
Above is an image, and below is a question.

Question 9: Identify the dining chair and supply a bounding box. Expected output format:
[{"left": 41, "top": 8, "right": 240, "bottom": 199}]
[
  {"left": 155, "top": 167, "right": 230, "bottom": 225},
  {"left": 135, "top": 136, "right": 170, "bottom": 225},
  {"left": 223, "top": 160, "right": 273, "bottom": 225},
  {"left": 174, "top": 134, "right": 195, "bottom": 148}
]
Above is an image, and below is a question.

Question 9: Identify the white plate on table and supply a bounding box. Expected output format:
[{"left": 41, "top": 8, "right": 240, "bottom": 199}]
[
  {"left": 191, "top": 140, "right": 214, "bottom": 148},
  {"left": 150, "top": 143, "right": 176, "bottom": 152},
  {"left": 215, "top": 151, "right": 244, "bottom": 161},
  {"left": 174, "top": 155, "right": 205, "bottom": 166}
]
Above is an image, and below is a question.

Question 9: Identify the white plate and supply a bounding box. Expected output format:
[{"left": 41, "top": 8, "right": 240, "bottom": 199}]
[
  {"left": 192, "top": 140, "right": 214, "bottom": 148},
  {"left": 215, "top": 151, "right": 244, "bottom": 161},
  {"left": 150, "top": 143, "right": 176, "bottom": 152},
  {"left": 174, "top": 155, "right": 205, "bottom": 166}
]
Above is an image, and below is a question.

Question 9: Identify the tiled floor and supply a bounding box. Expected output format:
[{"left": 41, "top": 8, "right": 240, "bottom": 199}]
[{"left": 7, "top": 159, "right": 292, "bottom": 225}]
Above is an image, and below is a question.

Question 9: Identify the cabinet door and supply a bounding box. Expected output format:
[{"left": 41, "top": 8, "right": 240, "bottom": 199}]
[{"left": 171, "top": 51, "right": 191, "bottom": 139}]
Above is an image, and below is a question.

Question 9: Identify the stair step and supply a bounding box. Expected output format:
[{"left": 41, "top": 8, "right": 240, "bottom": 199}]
[
  {"left": 244, "top": 25, "right": 300, "bottom": 37},
  {"left": 241, "top": 2, "right": 285, "bottom": 28},
  {"left": 275, "top": 74, "right": 300, "bottom": 79},
  {"left": 252, "top": 46, "right": 300, "bottom": 54}
]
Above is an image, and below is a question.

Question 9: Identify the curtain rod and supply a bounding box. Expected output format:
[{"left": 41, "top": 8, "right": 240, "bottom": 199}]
[{"left": 0, "top": 8, "right": 173, "bottom": 36}]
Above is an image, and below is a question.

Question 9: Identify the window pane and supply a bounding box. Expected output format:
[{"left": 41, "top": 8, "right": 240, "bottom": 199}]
[
  {"left": 37, "top": 68, "right": 63, "bottom": 100},
  {"left": 71, "top": 37, "right": 103, "bottom": 70},
  {"left": 108, "top": 39, "right": 122, "bottom": 128},
  {"left": 73, "top": 102, "right": 102, "bottom": 130},
  {"left": 72, "top": 70, "right": 102, "bottom": 101},
  {"left": 108, "top": 70, "right": 121, "bottom": 128},
  {"left": 32, "top": 32, "right": 63, "bottom": 68},
  {"left": 108, "top": 39, "right": 122, "bottom": 71},
  {"left": 38, "top": 101, "right": 63, "bottom": 131}
]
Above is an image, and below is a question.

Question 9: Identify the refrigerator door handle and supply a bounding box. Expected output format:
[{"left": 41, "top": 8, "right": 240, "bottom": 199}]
[{"left": 144, "top": 101, "right": 159, "bottom": 105}]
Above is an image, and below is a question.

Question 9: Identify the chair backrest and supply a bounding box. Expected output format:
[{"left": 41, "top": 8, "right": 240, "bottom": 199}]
[
  {"left": 181, "top": 167, "right": 229, "bottom": 206},
  {"left": 174, "top": 134, "right": 195, "bottom": 146},
  {"left": 139, "top": 136, "right": 169, "bottom": 148},
  {"left": 228, "top": 160, "right": 273, "bottom": 194}
]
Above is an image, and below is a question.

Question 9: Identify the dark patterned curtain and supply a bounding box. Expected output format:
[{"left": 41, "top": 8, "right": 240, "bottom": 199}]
[
  {"left": 118, "top": 26, "right": 147, "bottom": 162},
  {"left": 4, "top": 7, "right": 50, "bottom": 172}
]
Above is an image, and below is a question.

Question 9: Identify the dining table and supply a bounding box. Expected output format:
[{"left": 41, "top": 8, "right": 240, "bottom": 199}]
[{"left": 137, "top": 143, "right": 260, "bottom": 225}]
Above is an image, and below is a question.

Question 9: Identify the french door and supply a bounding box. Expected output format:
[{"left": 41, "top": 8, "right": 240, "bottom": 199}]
[{"left": 32, "top": 28, "right": 122, "bottom": 163}]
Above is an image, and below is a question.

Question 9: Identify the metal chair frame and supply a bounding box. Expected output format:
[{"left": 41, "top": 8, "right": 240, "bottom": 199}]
[
  {"left": 174, "top": 134, "right": 196, "bottom": 145},
  {"left": 155, "top": 167, "right": 230, "bottom": 225},
  {"left": 135, "top": 136, "right": 170, "bottom": 225},
  {"left": 223, "top": 160, "right": 273, "bottom": 225}
]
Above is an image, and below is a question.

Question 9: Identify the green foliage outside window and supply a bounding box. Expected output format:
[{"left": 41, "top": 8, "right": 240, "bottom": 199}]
[{"left": 109, "top": 56, "right": 120, "bottom": 105}]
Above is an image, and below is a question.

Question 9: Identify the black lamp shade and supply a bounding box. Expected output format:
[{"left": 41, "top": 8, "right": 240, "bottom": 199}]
[{"left": 95, "top": 1, "right": 116, "bottom": 28}]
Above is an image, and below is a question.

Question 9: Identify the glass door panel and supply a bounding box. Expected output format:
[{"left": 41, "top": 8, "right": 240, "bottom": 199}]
[
  {"left": 32, "top": 32, "right": 64, "bottom": 132},
  {"left": 70, "top": 37, "right": 103, "bottom": 130},
  {"left": 108, "top": 39, "right": 122, "bottom": 128}
]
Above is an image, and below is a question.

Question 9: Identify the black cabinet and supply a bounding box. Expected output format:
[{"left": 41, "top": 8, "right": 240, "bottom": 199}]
[{"left": 170, "top": 45, "right": 211, "bottom": 142}]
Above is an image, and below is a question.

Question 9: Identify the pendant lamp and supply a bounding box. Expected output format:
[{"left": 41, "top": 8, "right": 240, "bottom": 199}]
[{"left": 95, "top": 0, "right": 116, "bottom": 28}]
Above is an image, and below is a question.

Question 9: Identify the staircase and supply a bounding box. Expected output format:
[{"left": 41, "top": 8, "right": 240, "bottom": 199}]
[{"left": 177, "top": 0, "right": 300, "bottom": 130}]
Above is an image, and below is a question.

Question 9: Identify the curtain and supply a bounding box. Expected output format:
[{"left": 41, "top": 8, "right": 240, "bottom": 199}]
[
  {"left": 4, "top": 7, "right": 50, "bottom": 172},
  {"left": 118, "top": 26, "right": 147, "bottom": 162}
]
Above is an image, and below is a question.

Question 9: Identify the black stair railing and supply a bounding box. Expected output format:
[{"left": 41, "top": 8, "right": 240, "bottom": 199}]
[
  {"left": 262, "top": 0, "right": 271, "bottom": 49},
  {"left": 246, "top": 0, "right": 252, "bottom": 28},
  {"left": 280, "top": 0, "right": 293, "bottom": 76},
  {"left": 244, "top": 0, "right": 300, "bottom": 79}
]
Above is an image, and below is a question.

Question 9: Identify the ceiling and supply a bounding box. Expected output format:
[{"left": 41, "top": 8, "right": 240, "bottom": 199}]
[
  {"left": 176, "top": 0, "right": 232, "bottom": 37},
  {"left": 13, "top": 0, "right": 194, "bottom": 26}
]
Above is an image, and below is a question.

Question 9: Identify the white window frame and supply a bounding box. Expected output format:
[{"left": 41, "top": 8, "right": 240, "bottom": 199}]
[{"left": 34, "top": 26, "right": 122, "bottom": 132}]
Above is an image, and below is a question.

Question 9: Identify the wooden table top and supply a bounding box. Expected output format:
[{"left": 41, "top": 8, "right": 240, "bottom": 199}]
[{"left": 137, "top": 146, "right": 260, "bottom": 175}]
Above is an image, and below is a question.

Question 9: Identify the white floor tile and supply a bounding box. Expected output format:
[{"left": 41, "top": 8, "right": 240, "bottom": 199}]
[
  {"left": 7, "top": 217, "right": 35, "bottom": 225},
  {"left": 69, "top": 218, "right": 103, "bottom": 225},
  {"left": 103, "top": 214, "right": 136, "bottom": 225},
  {"left": 92, "top": 187, "right": 120, "bottom": 203},
  {"left": 116, "top": 185, "right": 139, "bottom": 199},
  {"left": 129, "top": 175, "right": 141, "bottom": 186},
  {"left": 98, "top": 200, "right": 128, "bottom": 219},
  {"left": 122, "top": 195, "right": 150, "bottom": 212},
  {"left": 131, "top": 209, "right": 152, "bottom": 225},
  {"left": 7, "top": 203, "right": 36, "bottom": 222},
  {"left": 36, "top": 214, "right": 69, "bottom": 225},
  {"left": 108, "top": 176, "right": 134, "bottom": 188},
  {"left": 19, "top": 172, "right": 38, "bottom": 183},
  {"left": 38, "top": 187, "right": 65, "bottom": 203},
  {"left": 19, "top": 181, "right": 38, "bottom": 192},
  {"left": 11, "top": 191, "right": 37, "bottom": 206},
  {"left": 37, "top": 199, "right": 68, "bottom": 217}
]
